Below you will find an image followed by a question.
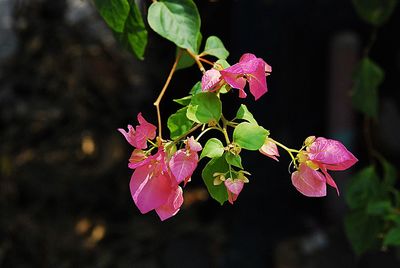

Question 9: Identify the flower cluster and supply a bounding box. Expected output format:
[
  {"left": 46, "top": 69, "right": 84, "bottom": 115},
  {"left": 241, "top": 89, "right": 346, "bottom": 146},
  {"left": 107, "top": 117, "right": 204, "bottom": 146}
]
[
  {"left": 119, "top": 113, "right": 202, "bottom": 221},
  {"left": 291, "top": 136, "right": 358, "bottom": 197},
  {"left": 201, "top": 53, "right": 272, "bottom": 100}
]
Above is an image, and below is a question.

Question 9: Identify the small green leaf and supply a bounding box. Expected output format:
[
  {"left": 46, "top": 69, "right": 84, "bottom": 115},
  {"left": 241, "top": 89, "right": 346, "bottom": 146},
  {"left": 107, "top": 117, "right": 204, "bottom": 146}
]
[
  {"left": 366, "top": 200, "right": 392, "bottom": 215},
  {"left": 94, "top": 0, "right": 130, "bottom": 33},
  {"left": 186, "top": 92, "right": 222, "bottom": 124},
  {"left": 167, "top": 107, "right": 194, "bottom": 140},
  {"left": 215, "top": 59, "right": 230, "bottom": 69},
  {"left": 202, "top": 36, "right": 229, "bottom": 60},
  {"left": 190, "top": 81, "right": 202, "bottom": 95},
  {"left": 233, "top": 122, "right": 269, "bottom": 150},
  {"left": 200, "top": 138, "right": 224, "bottom": 159},
  {"left": 352, "top": 0, "right": 397, "bottom": 26},
  {"left": 173, "top": 96, "right": 192, "bottom": 106},
  {"left": 345, "top": 210, "right": 382, "bottom": 255},
  {"left": 345, "top": 166, "right": 381, "bottom": 209},
  {"left": 202, "top": 156, "right": 229, "bottom": 205},
  {"left": 147, "top": 0, "right": 201, "bottom": 52},
  {"left": 114, "top": 0, "right": 148, "bottom": 60},
  {"left": 225, "top": 152, "right": 243, "bottom": 169},
  {"left": 351, "top": 57, "right": 384, "bottom": 119},
  {"left": 236, "top": 104, "right": 257, "bottom": 124},
  {"left": 383, "top": 227, "right": 400, "bottom": 246}
]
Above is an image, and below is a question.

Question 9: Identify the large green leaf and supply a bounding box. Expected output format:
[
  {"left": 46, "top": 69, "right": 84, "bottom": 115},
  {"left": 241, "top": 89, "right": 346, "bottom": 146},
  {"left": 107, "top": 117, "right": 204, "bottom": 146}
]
[
  {"left": 345, "top": 166, "right": 381, "bottom": 209},
  {"left": 345, "top": 210, "right": 382, "bottom": 255},
  {"left": 200, "top": 138, "right": 225, "bottom": 159},
  {"left": 186, "top": 92, "right": 222, "bottom": 123},
  {"left": 351, "top": 57, "right": 384, "bottom": 118},
  {"left": 202, "top": 156, "right": 229, "bottom": 205},
  {"left": 352, "top": 0, "right": 397, "bottom": 26},
  {"left": 202, "top": 36, "right": 229, "bottom": 60},
  {"left": 115, "top": 0, "right": 148, "bottom": 60},
  {"left": 94, "top": 0, "right": 130, "bottom": 33},
  {"left": 147, "top": 0, "right": 201, "bottom": 52},
  {"left": 176, "top": 32, "right": 202, "bottom": 70},
  {"left": 233, "top": 122, "right": 269, "bottom": 150},
  {"left": 167, "top": 107, "right": 193, "bottom": 140},
  {"left": 173, "top": 96, "right": 192, "bottom": 106}
]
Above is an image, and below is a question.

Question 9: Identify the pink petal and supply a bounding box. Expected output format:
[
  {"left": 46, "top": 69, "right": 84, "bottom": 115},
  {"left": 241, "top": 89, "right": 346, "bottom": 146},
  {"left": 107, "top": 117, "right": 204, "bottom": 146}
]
[
  {"left": 320, "top": 166, "right": 339, "bottom": 195},
  {"left": 130, "top": 164, "right": 172, "bottom": 214},
  {"left": 224, "top": 178, "right": 244, "bottom": 204},
  {"left": 291, "top": 163, "right": 327, "bottom": 197},
  {"left": 118, "top": 125, "right": 136, "bottom": 146},
  {"left": 220, "top": 70, "right": 247, "bottom": 96},
  {"left": 259, "top": 139, "right": 279, "bottom": 161},
  {"left": 247, "top": 61, "right": 268, "bottom": 100},
  {"left": 186, "top": 136, "right": 202, "bottom": 152},
  {"left": 132, "top": 113, "right": 157, "bottom": 149},
  {"left": 307, "top": 137, "right": 358, "bottom": 171},
  {"left": 169, "top": 149, "right": 198, "bottom": 184},
  {"left": 155, "top": 186, "right": 184, "bottom": 221},
  {"left": 201, "top": 69, "right": 222, "bottom": 91}
]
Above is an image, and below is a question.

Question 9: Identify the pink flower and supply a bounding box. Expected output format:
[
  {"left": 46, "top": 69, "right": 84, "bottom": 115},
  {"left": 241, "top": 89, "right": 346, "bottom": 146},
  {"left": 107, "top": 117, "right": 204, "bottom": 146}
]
[
  {"left": 291, "top": 163, "right": 327, "bottom": 197},
  {"left": 291, "top": 137, "right": 357, "bottom": 197},
  {"left": 259, "top": 138, "right": 280, "bottom": 161},
  {"left": 118, "top": 113, "right": 156, "bottom": 149},
  {"left": 169, "top": 137, "right": 202, "bottom": 185},
  {"left": 224, "top": 178, "right": 244, "bottom": 204},
  {"left": 220, "top": 53, "right": 271, "bottom": 100},
  {"left": 307, "top": 137, "right": 358, "bottom": 171},
  {"left": 129, "top": 148, "right": 184, "bottom": 221},
  {"left": 201, "top": 68, "right": 223, "bottom": 92}
]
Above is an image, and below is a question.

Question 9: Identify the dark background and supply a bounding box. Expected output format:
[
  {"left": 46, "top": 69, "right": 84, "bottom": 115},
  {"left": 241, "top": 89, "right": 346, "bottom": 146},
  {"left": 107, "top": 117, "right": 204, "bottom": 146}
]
[{"left": 1, "top": 0, "right": 400, "bottom": 267}]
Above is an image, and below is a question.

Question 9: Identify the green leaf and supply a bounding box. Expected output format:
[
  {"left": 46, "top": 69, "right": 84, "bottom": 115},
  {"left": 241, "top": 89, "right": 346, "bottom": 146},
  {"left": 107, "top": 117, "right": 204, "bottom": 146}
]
[
  {"left": 167, "top": 107, "right": 194, "bottom": 140},
  {"left": 114, "top": 0, "right": 148, "bottom": 60},
  {"left": 94, "top": 0, "right": 130, "bottom": 33},
  {"left": 225, "top": 152, "right": 243, "bottom": 169},
  {"left": 189, "top": 81, "right": 202, "bottom": 95},
  {"left": 215, "top": 59, "right": 230, "bottom": 69},
  {"left": 352, "top": 0, "right": 397, "bottom": 26},
  {"left": 366, "top": 200, "right": 392, "bottom": 215},
  {"left": 200, "top": 138, "right": 224, "bottom": 160},
  {"left": 233, "top": 122, "right": 269, "bottom": 150},
  {"left": 147, "top": 0, "right": 201, "bottom": 52},
  {"left": 236, "top": 104, "right": 257, "bottom": 124},
  {"left": 202, "top": 36, "right": 229, "bottom": 60},
  {"left": 202, "top": 156, "right": 229, "bottom": 205},
  {"left": 173, "top": 96, "right": 192, "bottom": 106},
  {"left": 345, "top": 166, "right": 381, "bottom": 209},
  {"left": 176, "top": 32, "right": 202, "bottom": 70},
  {"left": 384, "top": 227, "right": 400, "bottom": 246},
  {"left": 351, "top": 57, "right": 384, "bottom": 118},
  {"left": 345, "top": 210, "right": 382, "bottom": 255},
  {"left": 382, "top": 159, "right": 397, "bottom": 188},
  {"left": 186, "top": 92, "right": 222, "bottom": 124}
]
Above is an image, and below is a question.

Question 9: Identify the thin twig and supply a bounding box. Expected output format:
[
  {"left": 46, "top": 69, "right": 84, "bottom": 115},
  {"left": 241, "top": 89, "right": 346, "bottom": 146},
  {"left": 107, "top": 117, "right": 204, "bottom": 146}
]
[
  {"left": 186, "top": 49, "right": 205, "bottom": 73},
  {"left": 154, "top": 50, "right": 183, "bottom": 139}
]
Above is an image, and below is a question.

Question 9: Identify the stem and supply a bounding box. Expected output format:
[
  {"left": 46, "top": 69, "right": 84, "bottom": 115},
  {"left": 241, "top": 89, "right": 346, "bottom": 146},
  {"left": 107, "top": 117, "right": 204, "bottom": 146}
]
[
  {"left": 172, "top": 123, "right": 202, "bottom": 144},
  {"left": 220, "top": 114, "right": 231, "bottom": 144},
  {"left": 198, "top": 57, "right": 215, "bottom": 66},
  {"left": 196, "top": 126, "right": 221, "bottom": 141},
  {"left": 154, "top": 50, "right": 182, "bottom": 139},
  {"left": 269, "top": 138, "right": 299, "bottom": 167},
  {"left": 186, "top": 49, "right": 205, "bottom": 73}
]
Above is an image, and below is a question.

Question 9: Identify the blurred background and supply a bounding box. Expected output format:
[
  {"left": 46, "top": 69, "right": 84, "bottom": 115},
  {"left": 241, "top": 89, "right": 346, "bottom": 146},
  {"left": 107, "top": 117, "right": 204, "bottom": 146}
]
[{"left": 1, "top": 0, "right": 400, "bottom": 267}]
